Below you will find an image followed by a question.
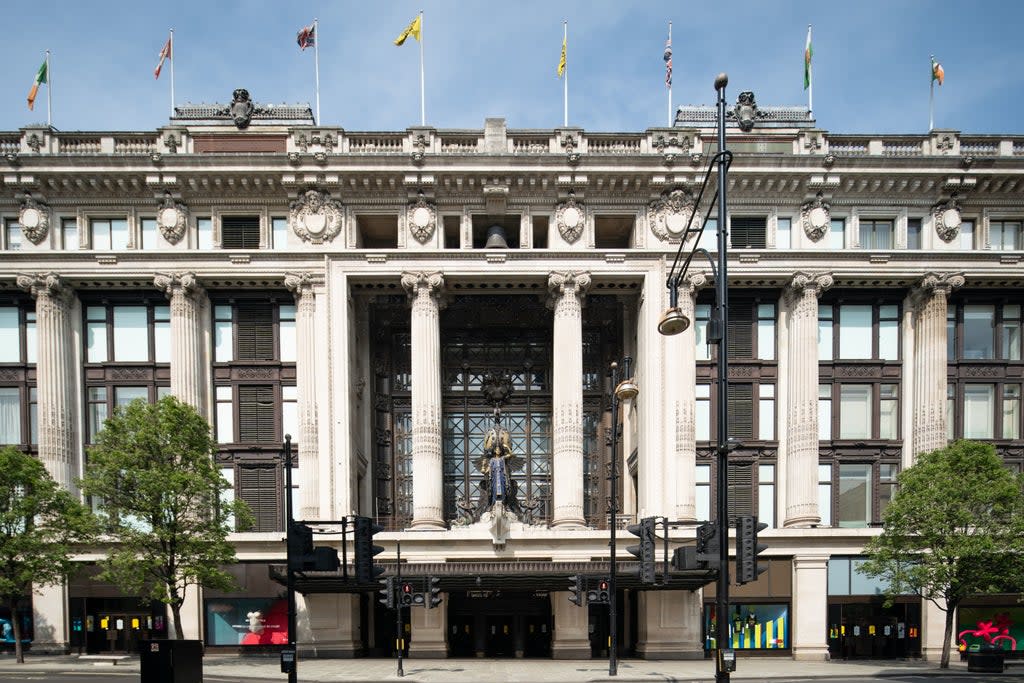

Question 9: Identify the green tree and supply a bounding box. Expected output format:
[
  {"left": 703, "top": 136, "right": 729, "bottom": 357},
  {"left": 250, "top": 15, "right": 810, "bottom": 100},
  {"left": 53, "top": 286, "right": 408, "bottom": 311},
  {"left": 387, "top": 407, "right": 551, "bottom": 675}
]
[
  {"left": 79, "top": 396, "right": 251, "bottom": 640},
  {"left": 0, "top": 447, "right": 95, "bottom": 663},
  {"left": 861, "top": 440, "right": 1024, "bottom": 668}
]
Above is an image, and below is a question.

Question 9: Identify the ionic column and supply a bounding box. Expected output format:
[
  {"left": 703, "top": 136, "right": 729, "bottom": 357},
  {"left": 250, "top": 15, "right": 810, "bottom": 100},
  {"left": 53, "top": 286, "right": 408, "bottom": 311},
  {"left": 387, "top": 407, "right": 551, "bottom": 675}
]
[
  {"left": 402, "top": 271, "right": 445, "bottom": 529},
  {"left": 17, "top": 272, "right": 78, "bottom": 493},
  {"left": 783, "top": 272, "right": 833, "bottom": 528},
  {"left": 670, "top": 273, "right": 706, "bottom": 522},
  {"left": 285, "top": 272, "right": 320, "bottom": 520},
  {"left": 911, "top": 272, "right": 964, "bottom": 455},
  {"left": 548, "top": 271, "right": 590, "bottom": 527},
  {"left": 154, "top": 272, "right": 207, "bottom": 415}
]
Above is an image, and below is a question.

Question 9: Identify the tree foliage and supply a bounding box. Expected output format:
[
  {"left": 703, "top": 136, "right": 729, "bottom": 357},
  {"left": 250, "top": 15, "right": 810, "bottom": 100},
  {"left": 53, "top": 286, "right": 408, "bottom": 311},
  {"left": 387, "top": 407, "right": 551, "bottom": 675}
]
[
  {"left": 861, "top": 440, "right": 1024, "bottom": 668},
  {"left": 79, "top": 396, "right": 251, "bottom": 639},
  {"left": 0, "top": 447, "right": 95, "bottom": 662}
]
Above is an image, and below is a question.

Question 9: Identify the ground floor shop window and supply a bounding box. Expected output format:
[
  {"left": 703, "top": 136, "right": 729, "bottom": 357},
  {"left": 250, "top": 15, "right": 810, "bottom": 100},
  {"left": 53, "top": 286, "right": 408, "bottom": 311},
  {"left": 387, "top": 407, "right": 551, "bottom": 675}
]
[
  {"left": 958, "top": 605, "right": 1024, "bottom": 654},
  {"left": 704, "top": 603, "right": 790, "bottom": 650},
  {"left": 0, "top": 603, "right": 32, "bottom": 647},
  {"left": 205, "top": 597, "right": 289, "bottom": 646}
]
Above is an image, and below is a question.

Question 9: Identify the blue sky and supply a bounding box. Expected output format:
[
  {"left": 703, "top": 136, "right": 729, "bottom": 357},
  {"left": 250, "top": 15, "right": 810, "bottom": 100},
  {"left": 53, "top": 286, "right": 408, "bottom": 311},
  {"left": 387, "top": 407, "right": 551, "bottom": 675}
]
[{"left": 2, "top": 0, "right": 1022, "bottom": 134}]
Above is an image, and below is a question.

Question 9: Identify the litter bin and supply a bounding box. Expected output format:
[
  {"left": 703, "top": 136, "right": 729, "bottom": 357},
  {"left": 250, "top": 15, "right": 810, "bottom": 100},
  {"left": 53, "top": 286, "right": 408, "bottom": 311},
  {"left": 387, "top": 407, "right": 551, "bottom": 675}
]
[
  {"left": 139, "top": 639, "right": 203, "bottom": 683},
  {"left": 967, "top": 644, "right": 1005, "bottom": 674}
]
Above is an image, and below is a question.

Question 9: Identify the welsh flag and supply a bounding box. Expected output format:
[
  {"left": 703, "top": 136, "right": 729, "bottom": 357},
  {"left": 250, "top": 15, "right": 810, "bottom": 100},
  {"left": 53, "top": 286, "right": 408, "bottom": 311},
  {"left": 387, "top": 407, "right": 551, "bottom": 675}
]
[
  {"left": 27, "top": 59, "right": 47, "bottom": 110},
  {"left": 803, "top": 26, "right": 813, "bottom": 90}
]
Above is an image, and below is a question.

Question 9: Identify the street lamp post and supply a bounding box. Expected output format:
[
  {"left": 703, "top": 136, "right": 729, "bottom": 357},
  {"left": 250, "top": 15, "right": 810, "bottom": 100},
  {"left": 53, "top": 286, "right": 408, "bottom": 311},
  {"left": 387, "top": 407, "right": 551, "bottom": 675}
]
[
  {"left": 657, "top": 73, "right": 735, "bottom": 682},
  {"left": 283, "top": 434, "right": 298, "bottom": 683},
  {"left": 607, "top": 358, "right": 638, "bottom": 677}
]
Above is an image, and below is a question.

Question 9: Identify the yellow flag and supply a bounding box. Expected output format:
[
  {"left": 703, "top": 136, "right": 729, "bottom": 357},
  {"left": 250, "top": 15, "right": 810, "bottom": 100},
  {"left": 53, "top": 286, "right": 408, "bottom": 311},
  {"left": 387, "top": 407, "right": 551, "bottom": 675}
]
[
  {"left": 394, "top": 14, "right": 422, "bottom": 46},
  {"left": 557, "top": 36, "right": 566, "bottom": 77}
]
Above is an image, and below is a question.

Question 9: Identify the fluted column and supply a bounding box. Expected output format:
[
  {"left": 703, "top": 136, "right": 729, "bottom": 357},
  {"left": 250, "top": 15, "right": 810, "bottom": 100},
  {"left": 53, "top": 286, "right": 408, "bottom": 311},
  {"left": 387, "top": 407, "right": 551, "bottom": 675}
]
[
  {"left": 154, "top": 272, "right": 207, "bottom": 415},
  {"left": 17, "top": 273, "right": 78, "bottom": 493},
  {"left": 911, "top": 272, "right": 964, "bottom": 456},
  {"left": 548, "top": 271, "right": 591, "bottom": 527},
  {"left": 671, "top": 273, "right": 706, "bottom": 521},
  {"left": 402, "top": 271, "right": 445, "bottom": 529},
  {"left": 285, "top": 272, "right": 320, "bottom": 520},
  {"left": 783, "top": 272, "right": 833, "bottom": 528}
]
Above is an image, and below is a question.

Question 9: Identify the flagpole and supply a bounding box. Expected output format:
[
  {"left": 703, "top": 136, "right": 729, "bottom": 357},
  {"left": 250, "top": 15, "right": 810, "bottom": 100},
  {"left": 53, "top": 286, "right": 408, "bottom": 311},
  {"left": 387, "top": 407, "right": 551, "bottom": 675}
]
[
  {"left": 169, "top": 30, "right": 176, "bottom": 118},
  {"left": 929, "top": 54, "right": 937, "bottom": 132},
  {"left": 46, "top": 50, "right": 51, "bottom": 128},
  {"left": 807, "top": 25, "right": 813, "bottom": 118},
  {"left": 314, "top": 19, "right": 321, "bottom": 123},
  {"left": 563, "top": 21, "right": 568, "bottom": 127},
  {"left": 667, "top": 21, "right": 673, "bottom": 127},
  {"left": 419, "top": 10, "right": 425, "bottom": 126}
]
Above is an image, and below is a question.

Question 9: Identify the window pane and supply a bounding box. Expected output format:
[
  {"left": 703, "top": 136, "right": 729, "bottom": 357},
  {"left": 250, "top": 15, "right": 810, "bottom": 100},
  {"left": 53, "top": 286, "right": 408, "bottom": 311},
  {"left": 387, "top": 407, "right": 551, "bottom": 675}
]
[
  {"left": 282, "top": 401, "right": 298, "bottom": 443},
  {"left": 829, "top": 219, "right": 844, "bottom": 249},
  {"left": 29, "top": 387, "right": 37, "bottom": 444},
  {"left": 758, "top": 464, "right": 775, "bottom": 528},
  {"left": 219, "top": 467, "right": 236, "bottom": 529},
  {"left": 198, "top": 217, "right": 213, "bottom": 250},
  {"left": 879, "top": 320, "right": 899, "bottom": 361},
  {"left": 758, "top": 392, "right": 774, "bottom": 440},
  {"left": 86, "top": 318, "right": 108, "bottom": 363},
  {"left": 695, "top": 464, "right": 711, "bottom": 521},
  {"left": 63, "top": 219, "right": 79, "bottom": 250},
  {"left": 1003, "top": 306, "right": 1021, "bottom": 361},
  {"left": 272, "top": 217, "right": 289, "bottom": 249},
  {"left": 695, "top": 384, "right": 711, "bottom": 441},
  {"left": 154, "top": 306, "right": 171, "bottom": 363},
  {"left": 25, "top": 312, "right": 36, "bottom": 364},
  {"left": 818, "top": 304, "right": 833, "bottom": 361},
  {"left": 141, "top": 218, "right": 158, "bottom": 250},
  {"left": 839, "top": 305, "right": 872, "bottom": 359},
  {"left": 214, "top": 321, "right": 233, "bottom": 362},
  {"left": 216, "top": 386, "right": 233, "bottom": 443},
  {"left": 906, "top": 218, "right": 922, "bottom": 250},
  {"left": 695, "top": 304, "right": 711, "bottom": 360},
  {"left": 818, "top": 385, "right": 832, "bottom": 440},
  {"left": 110, "top": 219, "right": 129, "bottom": 250},
  {"left": 959, "top": 220, "right": 974, "bottom": 249},
  {"left": 838, "top": 464, "right": 871, "bottom": 528},
  {"left": 91, "top": 220, "right": 110, "bottom": 250},
  {"left": 818, "top": 464, "right": 833, "bottom": 527},
  {"left": 839, "top": 385, "right": 872, "bottom": 439},
  {"left": 1003, "top": 385, "right": 1020, "bottom": 440},
  {"left": 113, "top": 306, "right": 148, "bottom": 361},
  {"left": 963, "top": 305, "right": 995, "bottom": 359},
  {"left": 88, "top": 387, "right": 108, "bottom": 439},
  {"left": 115, "top": 386, "right": 148, "bottom": 408},
  {"left": 279, "top": 306, "right": 296, "bottom": 362},
  {"left": 963, "top": 384, "right": 995, "bottom": 439},
  {"left": 0, "top": 388, "right": 21, "bottom": 444},
  {"left": 776, "top": 217, "right": 791, "bottom": 250},
  {"left": 757, "top": 304, "right": 775, "bottom": 360},
  {"left": 879, "top": 384, "right": 899, "bottom": 440},
  {"left": 698, "top": 218, "right": 717, "bottom": 252},
  {"left": 0, "top": 308, "right": 19, "bottom": 362}
]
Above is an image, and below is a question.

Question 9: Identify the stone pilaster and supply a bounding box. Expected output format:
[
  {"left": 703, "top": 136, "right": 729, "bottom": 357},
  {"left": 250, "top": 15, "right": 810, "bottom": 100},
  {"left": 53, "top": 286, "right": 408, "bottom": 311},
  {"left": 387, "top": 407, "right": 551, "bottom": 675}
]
[
  {"left": 671, "top": 273, "right": 706, "bottom": 521},
  {"left": 910, "top": 272, "right": 964, "bottom": 456},
  {"left": 548, "top": 271, "right": 590, "bottom": 528},
  {"left": 154, "top": 272, "right": 208, "bottom": 415},
  {"left": 401, "top": 271, "right": 445, "bottom": 529},
  {"left": 17, "top": 272, "right": 78, "bottom": 493},
  {"left": 285, "top": 272, "right": 321, "bottom": 520},
  {"left": 792, "top": 555, "right": 830, "bottom": 660},
  {"left": 783, "top": 272, "right": 833, "bottom": 528}
]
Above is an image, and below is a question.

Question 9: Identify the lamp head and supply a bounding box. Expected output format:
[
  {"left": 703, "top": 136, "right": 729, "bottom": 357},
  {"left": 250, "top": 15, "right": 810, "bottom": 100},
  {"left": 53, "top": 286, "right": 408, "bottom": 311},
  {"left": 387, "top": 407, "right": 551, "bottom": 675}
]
[
  {"left": 615, "top": 377, "right": 639, "bottom": 402},
  {"left": 657, "top": 307, "right": 690, "bottom": 336}
]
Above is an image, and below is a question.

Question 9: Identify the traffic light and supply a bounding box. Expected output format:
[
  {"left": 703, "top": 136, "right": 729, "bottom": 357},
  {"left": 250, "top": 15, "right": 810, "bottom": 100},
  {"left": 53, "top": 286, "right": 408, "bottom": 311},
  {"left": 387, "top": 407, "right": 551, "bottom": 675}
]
[
  {"left": 287, "top": 522, "right": 314, "bottom": 571},
  {"left": 671, "top": 546, "right": 702, "bottom": 571},
  {"left": 427, "top": 576, "right": 442, "bottom": 609},
  {"left": 567, "top": 575, "right": 585, "bottom": 606},
  {"left": 626, "top": 516, "right": 657, "bottom": 584},
  {"left": 353, "top": 515, "right": 385, "bottom": 584},
  {"left": 378, "top": 576, "right": 395, "bottom": 609},
  {"left": 696, "top": 521, "right": 719, "bottom": 564},
  {"left": 399, "top": 582, "right": 415, "bottom": 606},
  {"left": 736, "top": 515, "right": 768, "bottom": 584},
  {"left": 586, "top": 578, "right": 610, "bottom": 605}
]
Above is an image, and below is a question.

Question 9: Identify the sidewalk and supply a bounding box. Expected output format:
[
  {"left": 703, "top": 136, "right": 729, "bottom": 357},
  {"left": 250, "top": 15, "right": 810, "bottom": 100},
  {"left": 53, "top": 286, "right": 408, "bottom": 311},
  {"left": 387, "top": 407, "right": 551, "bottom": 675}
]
[{"left": 0, "top": 653, "right": 1021, "bottom": 681}]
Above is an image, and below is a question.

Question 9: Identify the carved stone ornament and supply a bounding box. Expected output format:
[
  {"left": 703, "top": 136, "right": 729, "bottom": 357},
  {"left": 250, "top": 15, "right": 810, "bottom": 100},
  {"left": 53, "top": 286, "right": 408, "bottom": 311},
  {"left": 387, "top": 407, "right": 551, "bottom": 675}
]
[
  {"left": 800, "top": 192, "right": 832, "bottom": 242},
  {"left": 731, "top": 91, "right": 762, "bottom": 132},
  {"left": 405, "top": 193, "right": 436, "bottom": 244},
  {"left": 18, "top": 193, "right": 50, "bottom": 244},
  {"left": 555, "top": 193, "right": 585, "bottom": 243},
  {"left": 229, "top": 88, "right": 255, "bottom": 129},
  {"left": 647, "top": 187, "right": 701, "bottom": 242},
  {"left": 288, "top": 189, "right": 344, "bottom": 245},
  {"left": 156, "top": 193, "right": 188, "bottom": 244},
  {"left": 933, "top": 196, "right": 962, "bottom": 243}
]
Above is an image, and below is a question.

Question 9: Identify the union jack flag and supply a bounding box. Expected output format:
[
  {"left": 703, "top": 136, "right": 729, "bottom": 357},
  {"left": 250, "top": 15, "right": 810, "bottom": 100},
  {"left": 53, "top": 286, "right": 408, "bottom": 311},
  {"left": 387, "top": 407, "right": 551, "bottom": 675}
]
[
  {"left": 663, "top": 36, "right": 672, "bottom": 88},
  {"left": 297, "top": 23, "right": 316, "bottom": 50}
]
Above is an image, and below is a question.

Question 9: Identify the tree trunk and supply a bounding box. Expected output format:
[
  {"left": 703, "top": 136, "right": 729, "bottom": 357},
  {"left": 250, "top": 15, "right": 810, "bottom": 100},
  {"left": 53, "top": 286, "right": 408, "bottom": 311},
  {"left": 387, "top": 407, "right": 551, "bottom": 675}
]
[
  {"left": 170, "top": 603, "right": 184, "bottom": 640},
  {"left": 9, "top": 598, "right": 24, "bottom": 664},
  {"left": 940, "top": 603, "right": 956, "bottom": 669}
]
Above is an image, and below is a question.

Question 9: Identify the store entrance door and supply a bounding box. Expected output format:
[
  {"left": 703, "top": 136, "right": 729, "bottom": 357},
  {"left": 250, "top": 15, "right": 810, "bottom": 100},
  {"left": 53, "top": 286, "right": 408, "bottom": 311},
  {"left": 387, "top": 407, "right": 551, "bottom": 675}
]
[
  {"left": 447, "top": 591, "right": 552, "bottom": 658},
  {"left": 827, "top": 600, "right": 921, "bottom": 659}
]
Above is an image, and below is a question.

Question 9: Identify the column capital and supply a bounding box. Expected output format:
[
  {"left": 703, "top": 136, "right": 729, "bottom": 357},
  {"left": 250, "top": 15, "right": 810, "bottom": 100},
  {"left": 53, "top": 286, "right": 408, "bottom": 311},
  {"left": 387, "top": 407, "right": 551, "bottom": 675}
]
[
  {"left": 679, "top": 271, "right": 709, "bottom": 296},
  {"left": 785, "top": 271, "right": 834, "bottom": 300},
  {"left": 17, "top": 272, "right": 74, "bottom": 307},
  {"left": 401, "top": 271, "right": 444, "bottom": 300},
  {"left": 547, "top": 271, "right": 591, "bottom": 301},
  {"left": 284, "top": 271, "right": 319, "bottom": 301},
  {"left": 911, "top": 271, "right": 965, "bottom": 307},
  {"left": 154, "top": 272, "right": 204, "bottom": 300}
]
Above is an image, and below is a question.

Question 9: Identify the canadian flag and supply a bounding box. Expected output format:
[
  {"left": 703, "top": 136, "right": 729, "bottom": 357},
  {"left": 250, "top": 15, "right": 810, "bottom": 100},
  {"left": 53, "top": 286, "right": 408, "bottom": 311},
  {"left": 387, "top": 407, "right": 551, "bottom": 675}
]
[{"left": 154, "top": 34, "right": 172, "bottom": 79}]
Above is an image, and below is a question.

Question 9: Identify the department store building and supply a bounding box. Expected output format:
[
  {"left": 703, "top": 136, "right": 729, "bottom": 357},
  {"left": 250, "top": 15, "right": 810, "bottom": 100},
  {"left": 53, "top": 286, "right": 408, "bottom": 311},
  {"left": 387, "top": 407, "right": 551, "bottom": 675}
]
[{"left": 1, "top": 90, "right": 1022, "bottom": 660}]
